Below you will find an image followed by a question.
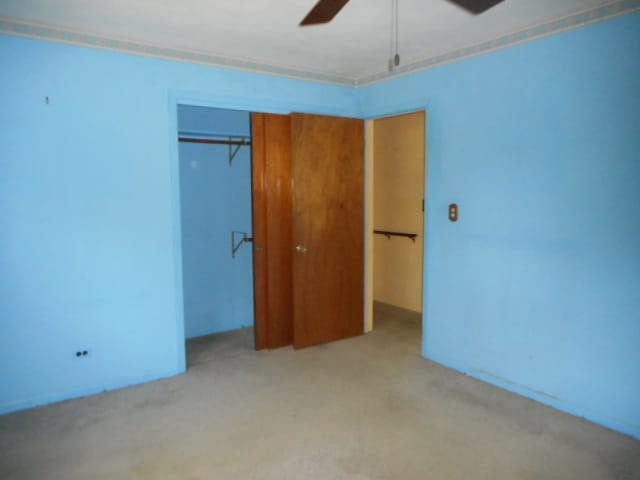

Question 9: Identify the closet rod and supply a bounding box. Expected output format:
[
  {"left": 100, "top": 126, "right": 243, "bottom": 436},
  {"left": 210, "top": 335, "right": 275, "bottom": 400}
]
[
  {"left": 374, "top": 230, "right": 418, "bottom": 242},
  {"left": 178, "top": 137, "right": 251, "bottom": 146}
]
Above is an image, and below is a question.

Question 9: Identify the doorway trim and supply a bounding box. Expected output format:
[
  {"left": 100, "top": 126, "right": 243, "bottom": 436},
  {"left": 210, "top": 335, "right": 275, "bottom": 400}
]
[{"left": 363, "top": 105, "right": 429, "bottom": 342}]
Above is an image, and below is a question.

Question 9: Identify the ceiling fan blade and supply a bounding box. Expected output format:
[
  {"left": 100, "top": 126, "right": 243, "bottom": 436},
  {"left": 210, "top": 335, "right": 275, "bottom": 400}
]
[
  {"left": 300, "top": 0, "right": 351, "bottom": 26},
  {"left": 446, "top": 0, "right": 504, "bottom": 14}
]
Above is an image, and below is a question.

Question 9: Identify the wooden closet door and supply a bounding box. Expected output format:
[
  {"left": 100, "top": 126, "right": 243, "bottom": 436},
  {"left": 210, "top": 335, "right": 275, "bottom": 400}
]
[
  {"left": 251, "top": 113, "right": 293, "bottom": 349},
  {"left": 291, "top": 113, "right": 365, "bottom": 348}
]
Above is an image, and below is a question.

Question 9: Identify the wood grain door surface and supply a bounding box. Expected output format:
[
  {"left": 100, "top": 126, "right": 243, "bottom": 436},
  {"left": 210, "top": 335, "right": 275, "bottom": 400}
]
[
  {"left": 290, "top": 113, "right": 365, "bottom": 348},
  {"left": 251, "top": 113, "right": 294, "bottom": 349}
]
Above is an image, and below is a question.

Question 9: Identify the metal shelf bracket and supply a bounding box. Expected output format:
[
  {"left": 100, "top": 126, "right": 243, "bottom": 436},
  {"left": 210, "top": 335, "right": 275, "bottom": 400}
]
[
  {"left": 228, "top": 139, "right": 246, "bottom": 166},
  {"left": 231, "top": 231, "right": 253, "bottom": 258}
]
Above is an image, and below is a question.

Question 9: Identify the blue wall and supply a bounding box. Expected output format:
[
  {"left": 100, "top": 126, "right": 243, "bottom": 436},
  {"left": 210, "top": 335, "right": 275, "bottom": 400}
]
[
  {"left": 361, "top": 13, "right": 640, "bottom": 438},
  {"left": 1, "top": 11, "right": 639, "bottom": 440},
  {"left": 0, "top": 34, "right": 358, "bottom": 414},
  {"left": 178, "top": 106, "right": 254, "bottom": 339}
]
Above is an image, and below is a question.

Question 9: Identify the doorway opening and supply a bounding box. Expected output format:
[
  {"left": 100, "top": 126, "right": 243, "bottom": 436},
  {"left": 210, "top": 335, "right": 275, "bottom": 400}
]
[
  {"left": 366, "top": 111, "right": 426, "bottom": 349},
  {"left": 176, "top": 105, "right": 255, "bottom": 366},
  {"left": 173, "top": 103, "right": 408, "bottom": 365},
  {"left": 174, "top": 107, "right": 367, "bottom": 364}
]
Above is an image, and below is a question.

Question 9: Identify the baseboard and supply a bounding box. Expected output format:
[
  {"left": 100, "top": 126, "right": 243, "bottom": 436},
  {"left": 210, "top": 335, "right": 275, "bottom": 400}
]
[
  {"left": 0, "top": 367, "right": 185, "bottom": 416},
  {"left": 423, "top": 353, "right": 640, "bottom": 441}
]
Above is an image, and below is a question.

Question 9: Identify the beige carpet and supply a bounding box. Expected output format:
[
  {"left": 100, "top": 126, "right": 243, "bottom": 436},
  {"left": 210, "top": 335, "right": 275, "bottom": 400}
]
[{"left": 1, "top": 304, "right": 638, "bottom": 479}]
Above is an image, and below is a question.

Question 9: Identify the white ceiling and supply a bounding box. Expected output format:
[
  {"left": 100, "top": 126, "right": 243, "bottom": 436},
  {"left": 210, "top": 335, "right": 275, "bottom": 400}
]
[{"left": 0, "top": 0, "right": 633, "bottom": 84}]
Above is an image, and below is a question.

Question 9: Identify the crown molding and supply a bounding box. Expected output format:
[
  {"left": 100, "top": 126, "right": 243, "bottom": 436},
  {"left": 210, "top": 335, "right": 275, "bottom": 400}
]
[
  {"left": 1, "top": 0, "right": 638, "bottom": 89},
  {"left": 358, "top": 0, "right": 640, "bottom": 86},
  {"left": 0, "top": 15, "right": 357, "bottom": 86}
]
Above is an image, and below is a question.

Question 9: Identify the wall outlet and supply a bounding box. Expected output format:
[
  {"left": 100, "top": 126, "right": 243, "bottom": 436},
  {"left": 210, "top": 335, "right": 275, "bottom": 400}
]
[{"left": 75, "top": 350, "right": 89, "bottom": 358}]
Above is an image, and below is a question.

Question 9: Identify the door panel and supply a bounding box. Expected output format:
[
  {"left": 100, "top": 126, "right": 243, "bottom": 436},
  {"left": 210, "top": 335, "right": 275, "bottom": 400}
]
[
  {"left": 251, "top": 113, "right": 293, "bottom": 349},
  {"left": 291, "top": 113, "right": 364, "bottom": 348}
]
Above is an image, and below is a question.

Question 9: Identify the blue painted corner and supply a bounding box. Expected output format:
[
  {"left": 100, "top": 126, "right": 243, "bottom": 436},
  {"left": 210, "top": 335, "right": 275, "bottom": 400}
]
[
  {"left": 361, "top": 12, "right": 640, "bottom": 439},
  {"left": 0, "top": 34, "right": 358, "bottom": 413}
]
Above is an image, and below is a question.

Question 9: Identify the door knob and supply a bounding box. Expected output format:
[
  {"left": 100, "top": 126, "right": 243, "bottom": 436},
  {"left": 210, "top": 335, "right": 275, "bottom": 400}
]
[{"left": 295, "top": 244, "right": 308, "bottom": 254}]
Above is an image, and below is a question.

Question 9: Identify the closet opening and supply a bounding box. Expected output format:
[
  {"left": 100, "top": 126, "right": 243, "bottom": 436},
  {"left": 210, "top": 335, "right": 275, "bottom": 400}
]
[
  {"left": 176, "top": 105, "right": 255, "bottom": 366},
  {"left": 366, "top": 110, "right": 426, "bottom": 351}
]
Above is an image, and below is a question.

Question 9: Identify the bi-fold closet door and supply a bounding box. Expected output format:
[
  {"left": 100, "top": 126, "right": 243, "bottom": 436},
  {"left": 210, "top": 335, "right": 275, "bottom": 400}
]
[{"left": 252, "top": 113, "right": 364, "bottom": 349}]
